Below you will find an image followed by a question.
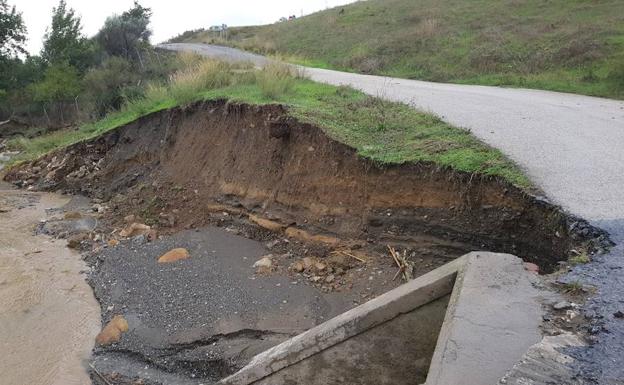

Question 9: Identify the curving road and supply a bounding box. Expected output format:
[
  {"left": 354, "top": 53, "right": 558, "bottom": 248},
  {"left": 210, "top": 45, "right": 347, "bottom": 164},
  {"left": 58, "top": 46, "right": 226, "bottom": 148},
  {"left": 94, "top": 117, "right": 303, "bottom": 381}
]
[{"left": 159, "top": 43, "right": 624, "bottom": 382}]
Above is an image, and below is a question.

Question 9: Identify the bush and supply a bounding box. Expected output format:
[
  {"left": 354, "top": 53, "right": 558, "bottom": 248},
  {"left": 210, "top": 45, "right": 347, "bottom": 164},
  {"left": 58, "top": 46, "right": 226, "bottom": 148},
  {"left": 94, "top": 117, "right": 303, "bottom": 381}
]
[
  {"left": 256, "top": 63, "right": 296, "bottom": 99},
  {"left": 82, "top": 57, "right": 138, "bottom": 116}
]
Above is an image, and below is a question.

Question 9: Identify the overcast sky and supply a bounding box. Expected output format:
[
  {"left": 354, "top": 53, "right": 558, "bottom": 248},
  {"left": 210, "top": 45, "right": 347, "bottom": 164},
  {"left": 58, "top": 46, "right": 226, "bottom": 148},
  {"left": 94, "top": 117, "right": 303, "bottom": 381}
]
[{"left": 15, "top": 0, "right": 357, "bottom": 54}]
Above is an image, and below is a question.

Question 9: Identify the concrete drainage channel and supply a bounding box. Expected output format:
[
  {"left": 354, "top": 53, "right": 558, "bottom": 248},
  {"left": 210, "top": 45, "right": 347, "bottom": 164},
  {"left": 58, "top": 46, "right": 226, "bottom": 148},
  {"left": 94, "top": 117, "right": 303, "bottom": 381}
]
[
  {"left": 3, "top": 101, "right": 611, "bottom": 385},
  {"left": 217, "top": 252, "right": 541, "bottom": 385}
]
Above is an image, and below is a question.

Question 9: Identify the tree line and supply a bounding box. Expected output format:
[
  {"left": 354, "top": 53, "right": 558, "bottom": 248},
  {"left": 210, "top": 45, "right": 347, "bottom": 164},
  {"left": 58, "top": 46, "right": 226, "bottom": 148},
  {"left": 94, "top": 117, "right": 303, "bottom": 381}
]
[{"left": 0, "top": 0, "right": 178, "bottom": 127}]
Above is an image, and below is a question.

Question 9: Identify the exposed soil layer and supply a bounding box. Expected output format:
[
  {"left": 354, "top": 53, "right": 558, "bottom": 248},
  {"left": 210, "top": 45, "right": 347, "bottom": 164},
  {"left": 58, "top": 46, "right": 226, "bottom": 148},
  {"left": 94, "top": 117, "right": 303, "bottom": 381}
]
[
  {"left": 5, "top": 100, "right": 608, "bottom": 272},
  {"left": 3, "top": 100, "right": 612, "bottom": 384}
]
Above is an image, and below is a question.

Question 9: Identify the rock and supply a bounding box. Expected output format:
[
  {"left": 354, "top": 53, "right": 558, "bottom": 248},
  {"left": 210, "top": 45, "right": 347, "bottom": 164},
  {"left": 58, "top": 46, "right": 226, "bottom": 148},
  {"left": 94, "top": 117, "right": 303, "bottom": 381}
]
[
  {"left": 325, "top": 274, "right": 335, "bottom": 283},
  {"left": 327, "top": 253, "right": 350, "bottom": 268},
  {"left": 124, "top": 214, "right": 136, "bottom": 223},
  {"left": 95, "top": 315, "right": 129, "bottom": 346},
  {"left": 158, "top": 213, "right": 176, "bottom": 227},
  {"left": 249, "top": 215, "right": 285, "bottom": 232},
  {"left": 553, "top": 301, "right": 572, "bottom": 310},
  {"left": 614, "top": 310, "right": 624, "bottom": 319},
  {"left": 107, "top": 239, "right": 119, "bottom": 247},
  {"left": 119, "top": 223, "right": 151, "bottom": 237},
  {"left": 67, "top": 233, "right": 89, "bottom": 249},
  {"left": 158, "top": 248, "right": 190, "bottom": 263},
  {"left": 64, "top": 211, "right": 83, "bottom": 220},
  {"left": 302, "top": 257, "right": 316, "bottom": 269},
  {"left": 291, "top": 261, "right": 305, "bottom": 273},
  {"left": 254, "top": 255, "right": 274, "bottom": 274},
  {"left": 314, "top": 262, "right": 327, "bottom": 272},
  {"left": 523, "top": 262, "right": 539, "bottom": 274},
  {"left": 92, "top": 203, "right": 103, "bottom": 213},
  {"left": 131, "top": 234, "right": 148, "bottom": 246}
]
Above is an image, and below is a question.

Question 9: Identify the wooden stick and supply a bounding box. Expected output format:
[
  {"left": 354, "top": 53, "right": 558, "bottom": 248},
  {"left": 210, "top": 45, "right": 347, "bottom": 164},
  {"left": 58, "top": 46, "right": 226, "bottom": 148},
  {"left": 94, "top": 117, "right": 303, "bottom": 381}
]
[
  {"left": 387, "top": 245, "right": 402, "bottom": 269},
  {"left": 342, "top": 251, "right": 366, "bottom": 263}
]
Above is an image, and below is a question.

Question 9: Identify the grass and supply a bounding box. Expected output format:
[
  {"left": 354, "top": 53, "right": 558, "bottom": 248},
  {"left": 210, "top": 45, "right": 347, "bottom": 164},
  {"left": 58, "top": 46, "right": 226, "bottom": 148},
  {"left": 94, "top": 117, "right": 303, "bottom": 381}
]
[
  {"left": 569, "top": 251, "right": 590, "bottom": 265},
  {"left": 6, "top": 56, "right": 530, "bottom": 187},
  {"left": 176, "top": 0, "right": 624, "bottom": 99}
]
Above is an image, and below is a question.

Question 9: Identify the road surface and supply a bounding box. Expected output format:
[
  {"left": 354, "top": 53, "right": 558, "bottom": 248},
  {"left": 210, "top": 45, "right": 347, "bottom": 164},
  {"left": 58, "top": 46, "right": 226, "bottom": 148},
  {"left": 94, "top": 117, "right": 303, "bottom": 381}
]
[{"left": 160, "top": 43, "right": 624, "bottom": 383}]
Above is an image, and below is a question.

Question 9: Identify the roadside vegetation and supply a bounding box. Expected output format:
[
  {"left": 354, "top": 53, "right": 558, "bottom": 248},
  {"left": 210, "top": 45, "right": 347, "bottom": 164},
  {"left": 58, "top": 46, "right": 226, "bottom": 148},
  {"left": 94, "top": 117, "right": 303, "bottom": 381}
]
[
  {"left": 6, "top": 55, "right": 530, "bottom": 187},
  {"left": 0, "top": 0, "right": 181, "bottom": 130},
  {"left": 173, "top": 0, "right": 624, "bottom": 99}
]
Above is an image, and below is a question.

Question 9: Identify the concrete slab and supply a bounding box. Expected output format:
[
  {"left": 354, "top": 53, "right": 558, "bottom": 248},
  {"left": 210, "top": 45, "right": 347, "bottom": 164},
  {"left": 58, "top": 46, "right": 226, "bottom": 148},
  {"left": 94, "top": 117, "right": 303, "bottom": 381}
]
[
  {"left": 217, "top": 252, "right": 544, "bottom": 385},
  {"left": 425, "top": 252, "right": 543, "bottom": 385}
]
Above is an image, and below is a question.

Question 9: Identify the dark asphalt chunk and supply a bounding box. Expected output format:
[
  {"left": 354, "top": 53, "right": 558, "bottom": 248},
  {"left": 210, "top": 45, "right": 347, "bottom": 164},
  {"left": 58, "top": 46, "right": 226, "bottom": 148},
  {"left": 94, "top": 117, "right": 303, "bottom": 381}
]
[{"left": 89, "top": 227, "right": 357, "bottom": 384}]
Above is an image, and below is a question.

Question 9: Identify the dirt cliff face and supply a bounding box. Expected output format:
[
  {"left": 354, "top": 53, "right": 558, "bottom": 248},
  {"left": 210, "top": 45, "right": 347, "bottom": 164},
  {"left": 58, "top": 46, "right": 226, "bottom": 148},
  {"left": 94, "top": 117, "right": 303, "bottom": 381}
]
[{"left": 5, "top": 100, "right": 608, "bottom": 271}]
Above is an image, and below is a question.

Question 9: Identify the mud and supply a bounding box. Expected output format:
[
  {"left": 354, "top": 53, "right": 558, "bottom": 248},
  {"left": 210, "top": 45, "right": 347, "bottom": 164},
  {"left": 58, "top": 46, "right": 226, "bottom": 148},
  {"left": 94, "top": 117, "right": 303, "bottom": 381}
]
[
  {"left": 2, "top": 100, "right": 611, "bottom": 384},
  {"left": 0, "top": 184, "right": 101, "bottom": 385}
]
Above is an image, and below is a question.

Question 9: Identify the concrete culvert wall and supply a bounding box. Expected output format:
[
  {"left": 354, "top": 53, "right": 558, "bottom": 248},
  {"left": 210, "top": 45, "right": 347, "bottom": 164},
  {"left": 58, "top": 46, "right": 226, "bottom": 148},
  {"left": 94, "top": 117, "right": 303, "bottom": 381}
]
[{"left": 5, "top": 100, "right": 607, "bottom": 271}]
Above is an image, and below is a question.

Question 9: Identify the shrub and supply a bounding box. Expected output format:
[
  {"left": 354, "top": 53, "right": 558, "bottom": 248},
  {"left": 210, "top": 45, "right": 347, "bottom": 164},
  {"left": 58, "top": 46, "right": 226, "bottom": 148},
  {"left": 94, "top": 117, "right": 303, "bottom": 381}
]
[
  {"left": 82, "top": 56, "right": 138, "bottom": 116},
  {"left": 256, "top": 63, "right": 296, "bottom": 99}
]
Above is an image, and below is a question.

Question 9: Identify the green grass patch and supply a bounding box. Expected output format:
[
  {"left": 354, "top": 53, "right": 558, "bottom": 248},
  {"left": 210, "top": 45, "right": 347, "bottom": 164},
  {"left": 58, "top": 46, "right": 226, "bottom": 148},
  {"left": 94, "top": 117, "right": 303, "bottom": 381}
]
[
  {"left": 6, "top": 58, "right": 530, "bottom": 187},
  {"left": 569, "top": 252, "right": 591, "bottom": 265}
]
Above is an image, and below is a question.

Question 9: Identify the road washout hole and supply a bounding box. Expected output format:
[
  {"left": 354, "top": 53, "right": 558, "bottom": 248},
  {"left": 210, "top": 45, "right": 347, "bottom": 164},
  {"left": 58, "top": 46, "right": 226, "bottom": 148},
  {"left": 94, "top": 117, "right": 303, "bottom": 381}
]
[{"left": 3, "top": 99, "right": 611, "bottom": 383}]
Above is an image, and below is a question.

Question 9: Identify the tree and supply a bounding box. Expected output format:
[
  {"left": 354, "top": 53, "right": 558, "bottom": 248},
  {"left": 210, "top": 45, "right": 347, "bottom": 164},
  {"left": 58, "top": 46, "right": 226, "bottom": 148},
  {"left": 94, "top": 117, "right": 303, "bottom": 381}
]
[
  {"left": 42, "top": 0, "right": 94, "bottom": 72},
  {"left": 0, "top": 0, "right": 26, "bottom": 58},
  {"left": 97, "top": 1, "right": 152, "bottom": 63},
  {"left": 30, "top": 62, "right": 81, "bottom": 104}
]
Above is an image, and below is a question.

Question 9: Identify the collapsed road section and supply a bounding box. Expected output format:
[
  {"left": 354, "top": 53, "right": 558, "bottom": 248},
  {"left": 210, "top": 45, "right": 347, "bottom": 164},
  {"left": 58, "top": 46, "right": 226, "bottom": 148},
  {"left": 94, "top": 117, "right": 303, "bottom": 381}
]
[{"left": 4, "top": 100, "right": 609, "bottom": 384}]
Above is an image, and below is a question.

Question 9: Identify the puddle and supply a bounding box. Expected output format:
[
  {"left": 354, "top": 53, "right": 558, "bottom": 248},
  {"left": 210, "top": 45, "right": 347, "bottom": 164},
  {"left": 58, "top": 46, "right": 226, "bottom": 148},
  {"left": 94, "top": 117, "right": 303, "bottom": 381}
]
[{"left": 0, "top": 188, "right": 100, "bottom": 385}]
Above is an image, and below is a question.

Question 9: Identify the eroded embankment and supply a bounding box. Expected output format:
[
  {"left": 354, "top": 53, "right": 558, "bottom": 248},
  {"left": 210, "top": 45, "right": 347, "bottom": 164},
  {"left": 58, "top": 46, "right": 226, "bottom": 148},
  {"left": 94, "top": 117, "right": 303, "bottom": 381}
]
[{"left": 4, "top": 100, "right": 607, "bottom": 272}]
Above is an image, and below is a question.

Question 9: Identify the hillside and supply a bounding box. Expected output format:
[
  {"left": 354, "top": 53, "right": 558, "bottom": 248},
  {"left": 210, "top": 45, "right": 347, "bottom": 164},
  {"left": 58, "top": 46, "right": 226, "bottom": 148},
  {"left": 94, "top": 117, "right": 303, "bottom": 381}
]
[{"left": 176, "top": 0, "right": 624, "bottom": 98}]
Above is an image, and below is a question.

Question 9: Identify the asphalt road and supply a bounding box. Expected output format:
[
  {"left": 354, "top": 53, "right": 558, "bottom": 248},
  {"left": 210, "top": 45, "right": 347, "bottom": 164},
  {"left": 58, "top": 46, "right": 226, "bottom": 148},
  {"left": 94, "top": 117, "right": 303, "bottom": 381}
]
[{"left": 159, "top": 43, "right": 624, "bottom": 383}]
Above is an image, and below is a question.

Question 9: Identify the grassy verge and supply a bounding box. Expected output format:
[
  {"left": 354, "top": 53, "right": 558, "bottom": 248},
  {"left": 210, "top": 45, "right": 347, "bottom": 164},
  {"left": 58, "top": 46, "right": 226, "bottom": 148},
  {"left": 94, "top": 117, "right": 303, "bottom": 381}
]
[
  {"left": 178, "top": 0, "right": 624, "bottom": 99},
  {"left": 6, "top": 57, "right": 530, "bottom": 187}
]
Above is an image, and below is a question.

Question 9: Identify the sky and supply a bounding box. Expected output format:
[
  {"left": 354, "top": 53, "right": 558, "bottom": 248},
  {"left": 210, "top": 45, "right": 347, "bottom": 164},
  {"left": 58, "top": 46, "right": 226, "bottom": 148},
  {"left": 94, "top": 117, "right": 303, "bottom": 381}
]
[{"left": 15, "top": 0, "right": 357, "bottom": 55}]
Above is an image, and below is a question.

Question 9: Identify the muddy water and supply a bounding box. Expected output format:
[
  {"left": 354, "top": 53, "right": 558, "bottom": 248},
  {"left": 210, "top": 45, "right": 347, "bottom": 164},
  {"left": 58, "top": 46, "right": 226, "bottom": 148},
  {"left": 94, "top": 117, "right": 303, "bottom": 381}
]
[{"left": 0, "top": 185, "right": 100, "bottom": 385}]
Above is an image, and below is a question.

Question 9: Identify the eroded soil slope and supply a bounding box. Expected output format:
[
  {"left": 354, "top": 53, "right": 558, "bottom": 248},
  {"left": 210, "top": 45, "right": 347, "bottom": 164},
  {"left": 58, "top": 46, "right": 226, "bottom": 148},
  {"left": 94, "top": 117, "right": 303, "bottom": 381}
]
[{"left": 5, "top": 100, "right": 606, "bottom": 271}]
